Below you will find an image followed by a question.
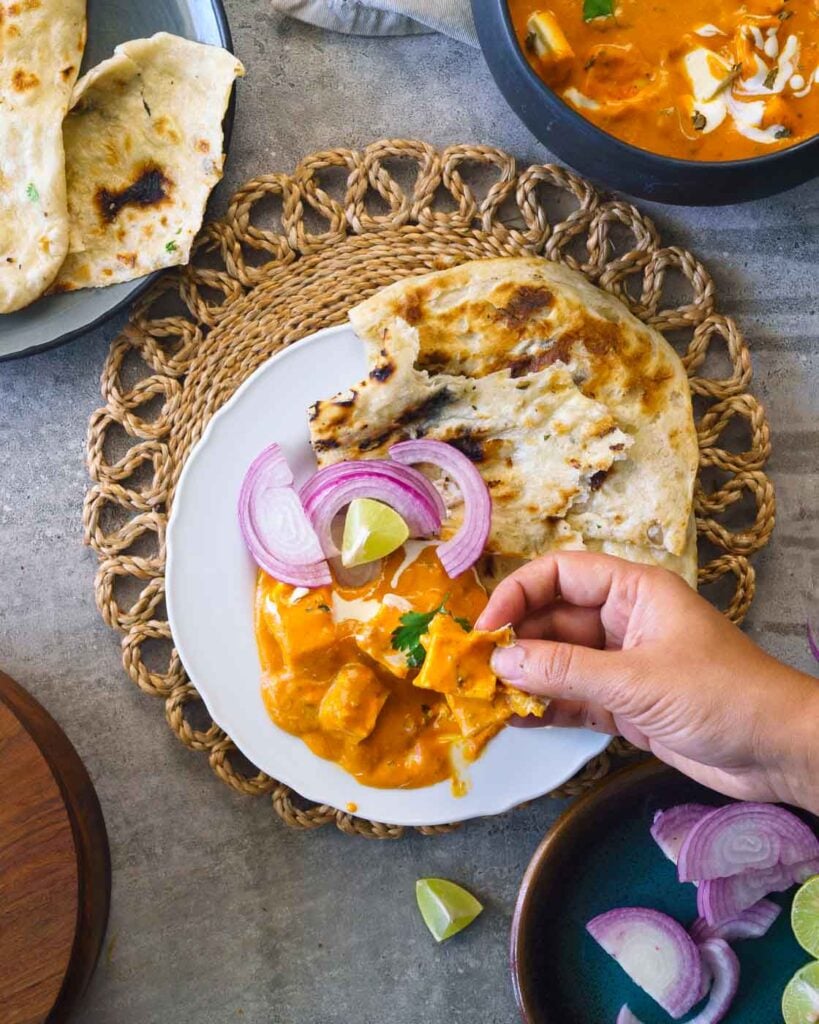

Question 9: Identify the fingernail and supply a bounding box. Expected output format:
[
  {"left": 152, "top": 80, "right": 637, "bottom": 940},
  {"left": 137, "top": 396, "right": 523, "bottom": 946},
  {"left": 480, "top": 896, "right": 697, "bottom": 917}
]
[{"left": 491, "top": 644, "right": 525, "bottom": 681}]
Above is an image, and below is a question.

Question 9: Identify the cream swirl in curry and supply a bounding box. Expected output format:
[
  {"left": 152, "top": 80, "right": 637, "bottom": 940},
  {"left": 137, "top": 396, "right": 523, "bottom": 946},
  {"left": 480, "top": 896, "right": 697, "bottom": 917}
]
[{"left": 511, "top": 0, "right": 819, "bottom": 160}]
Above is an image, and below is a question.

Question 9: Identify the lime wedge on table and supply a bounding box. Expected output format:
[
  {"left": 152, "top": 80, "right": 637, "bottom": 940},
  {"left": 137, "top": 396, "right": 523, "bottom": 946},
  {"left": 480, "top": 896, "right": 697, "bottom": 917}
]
[
  {"left": 793, "top": 875, "right": 819, "bottom": 958},
  {"left": 782, "top": 961, "right": 819, "bottom": 1024},
  {"left": 341, "top": 498, "right": 409, "bottom": 567},
  {"left": 415, "top": 878, "right": 483, "bottom": 942}
]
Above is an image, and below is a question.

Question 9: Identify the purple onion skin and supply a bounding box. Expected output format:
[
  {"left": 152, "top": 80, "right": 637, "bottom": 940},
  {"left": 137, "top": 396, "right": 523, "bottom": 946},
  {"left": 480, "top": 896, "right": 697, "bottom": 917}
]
[
  {"left": 684, "top": 940, "right": 740, "bottom": 1024},
  {"left": 677, "top": 802, "right": 819, "bottom": 883},
  {"left": 808, "top": 620, "right": 819, "bottom": 662},
  {"left": 651, "top": 804, "right": 715, "bottom": 864},
  {"left": 587, "top": 907, "right": 704, "bottom": 1019},
  {"left": 689, "top": 899, "right": 781, "bottom": 942}
]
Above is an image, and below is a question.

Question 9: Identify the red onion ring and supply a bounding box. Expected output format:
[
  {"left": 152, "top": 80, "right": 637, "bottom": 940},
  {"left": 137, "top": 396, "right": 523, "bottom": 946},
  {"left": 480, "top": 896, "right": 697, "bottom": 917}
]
[
  {"left": 698, "top": 855, "right": 819, "bottom": 925},
  {"left": 651, "top": 804, "right": 715, "bottom": 865},
  {"left": 238, "top": 443, "right": 331, "bottom": 588},
  {"left": 689, "top": 898, "right": 781, "bottom": 943},
  {"left": 300, "top": 460, "right": 443, "bottom": 558},
  {"left": 587, "top": 907, "right": 704, "bottom": 1019},
  {"left": 677, "top": 802, "right": 819, "bottom": 883},
  {"left": 388, "top": 439, "right": 491, "bottom": 579},
  {"left": 684, "top": 940, "right": 740, "bottom": 1024}
]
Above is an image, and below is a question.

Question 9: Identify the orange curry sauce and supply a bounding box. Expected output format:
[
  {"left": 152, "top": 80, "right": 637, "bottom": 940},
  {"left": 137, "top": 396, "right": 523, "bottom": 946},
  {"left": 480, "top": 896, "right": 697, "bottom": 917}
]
[
  {"left": 510, "top": 0, "right": 819, "bottom": 159},
  {"left": 254, "top": 545, "right": 540, "bottom": 790}
]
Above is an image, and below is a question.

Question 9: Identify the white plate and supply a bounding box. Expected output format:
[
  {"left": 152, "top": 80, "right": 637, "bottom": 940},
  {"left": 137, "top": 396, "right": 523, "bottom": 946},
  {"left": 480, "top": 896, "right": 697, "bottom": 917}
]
[{"left": 166, "top": 324, "right": 610, "bottom": 826}]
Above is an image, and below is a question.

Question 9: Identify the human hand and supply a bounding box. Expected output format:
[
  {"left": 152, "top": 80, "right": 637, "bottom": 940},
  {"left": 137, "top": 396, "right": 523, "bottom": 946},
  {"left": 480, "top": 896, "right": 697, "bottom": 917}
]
[{"left": 476, "top": 552, "right": 819, "bottom": 813}]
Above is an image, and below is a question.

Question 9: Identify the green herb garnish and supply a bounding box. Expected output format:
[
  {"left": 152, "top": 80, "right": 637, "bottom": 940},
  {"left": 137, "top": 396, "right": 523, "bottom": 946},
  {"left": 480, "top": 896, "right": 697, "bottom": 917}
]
[
  {"left": 707, "top": 63, "right": 742, "bottom": 100},
  {"left": 165, "top": 240, "right": 178, "bottom": 253},
  {"left": 692, "top": 110, "right": 707, "bottom": 131},
  {"left": 775, "top": 126, "right": 792, "bottom": 139},
  {"left": 25, "top": 182, "right": 39, "bottom": 202},
  {"left": 390, "top": 598, "right": 472, "bottom": 668},
  {"left": 764, "top": 66, "right": 778, "bottom": 90},
  {"left": 583, "top": 0, "right": 615, "bottom": 19}
]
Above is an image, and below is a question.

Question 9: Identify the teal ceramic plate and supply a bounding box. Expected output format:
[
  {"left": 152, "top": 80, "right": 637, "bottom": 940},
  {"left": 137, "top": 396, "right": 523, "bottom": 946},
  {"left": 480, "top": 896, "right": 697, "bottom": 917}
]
[
  {"left": 511, "top": 760, "right": 818, "bottom": 1023},
  {"left": 0, "top": 0, "right": 234, "bottom": 361}
]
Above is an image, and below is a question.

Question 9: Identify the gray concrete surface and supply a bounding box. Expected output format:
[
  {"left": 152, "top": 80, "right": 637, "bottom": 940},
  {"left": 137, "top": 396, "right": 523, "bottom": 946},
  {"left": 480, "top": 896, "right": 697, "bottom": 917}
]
[{"left": 0, "top": 3, "right": 817, "bottom": 1022}]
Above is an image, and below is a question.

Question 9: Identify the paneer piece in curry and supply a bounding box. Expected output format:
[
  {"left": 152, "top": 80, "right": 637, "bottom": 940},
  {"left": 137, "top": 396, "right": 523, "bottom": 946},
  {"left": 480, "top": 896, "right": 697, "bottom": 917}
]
[
  {"left": 510, "top": 0, "right": 819, "bottom": 160},
  {"left": 255, "top": 544, "right": 545, "bottom": 790}
]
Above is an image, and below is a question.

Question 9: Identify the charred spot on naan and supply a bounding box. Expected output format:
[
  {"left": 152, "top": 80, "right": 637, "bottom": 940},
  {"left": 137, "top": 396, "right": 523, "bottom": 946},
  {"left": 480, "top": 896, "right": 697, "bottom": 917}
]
[
  {"left": 94, "top": 163, "right": 172, "bottom": 224},
  {"left": 380, "top": 279, "right": 556, "bottom": 376},
  {"left": 11, "top": 68, "right": 40, "bottom": 91}
]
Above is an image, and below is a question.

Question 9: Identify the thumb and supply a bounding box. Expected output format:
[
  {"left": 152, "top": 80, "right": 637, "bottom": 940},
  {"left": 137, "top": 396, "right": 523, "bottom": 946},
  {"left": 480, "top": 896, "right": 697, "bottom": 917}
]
[{"left": 491, "top": 639, "right": 634, "bottom": 707}]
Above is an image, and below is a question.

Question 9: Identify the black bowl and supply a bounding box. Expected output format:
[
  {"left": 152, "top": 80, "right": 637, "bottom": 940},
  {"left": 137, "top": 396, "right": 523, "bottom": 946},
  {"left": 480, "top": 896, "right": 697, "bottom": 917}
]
[{"left": 471, "top": 0, "right": 819, "bottom": 205}]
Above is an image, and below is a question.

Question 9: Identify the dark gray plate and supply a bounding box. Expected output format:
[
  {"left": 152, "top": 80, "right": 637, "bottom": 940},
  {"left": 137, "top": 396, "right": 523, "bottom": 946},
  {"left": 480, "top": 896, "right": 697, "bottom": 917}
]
[{"left": 0, "top": 0, "right": 233, "bottom": 361}]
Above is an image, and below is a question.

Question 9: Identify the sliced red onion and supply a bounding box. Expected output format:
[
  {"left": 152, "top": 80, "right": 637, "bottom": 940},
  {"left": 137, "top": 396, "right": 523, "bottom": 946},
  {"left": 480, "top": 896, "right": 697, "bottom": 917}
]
[
  {"left": 587, "top": 908, "right": 704, "bottom": 1019},
  {"left": 698, "top": 856, "right": 819, "bottom": 926},
  {"left": 684, "top": 940, "right": 740, "bottom": 1024},
  {"left": 616, "top": 1007, "right": 644, "bottom": 1024},
  {"left": 300, "top": 460, "right": 443, "bottom": 559},
  {"left": 651, "top": 804, "right": 715, "bottom": 865},
  {"left": 389, "top": 439, "right": 491, "bottom": 578},
  {"left": 689, "top": 898, "right": 781, "bottom": 943},
  {"left": 795, "top": 857, "right": 819, "bottom": 882},
  {"left": 238, "top": 444, "right": 331, "bottom": 588},
  {"left": 809, "top": 620, "right": 819, "bottom": 662},
  {"left": 677, "top": 803, "right": 819, "bottom": 883}
]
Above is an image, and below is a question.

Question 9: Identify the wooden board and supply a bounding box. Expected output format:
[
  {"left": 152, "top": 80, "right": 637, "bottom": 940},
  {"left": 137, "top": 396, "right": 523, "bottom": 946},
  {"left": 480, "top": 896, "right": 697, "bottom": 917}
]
[{"left": 0, "top": 671, "right": 110, "bottom": 1024}]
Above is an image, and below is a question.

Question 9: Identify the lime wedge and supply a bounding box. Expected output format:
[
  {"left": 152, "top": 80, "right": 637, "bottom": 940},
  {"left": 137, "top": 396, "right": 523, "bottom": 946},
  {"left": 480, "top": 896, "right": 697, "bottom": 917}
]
[
  {"left": 415, "top": 878, "right": 483, "bottom": 942},
  {"left": 341, "top": 498, "right": 409, "bottom": 567},
  {"left": 782, "top": 961, "right": 819, "bottom": 1024},
  {"left": 793, "top": 875, "right": 819, "bottom": 959}
]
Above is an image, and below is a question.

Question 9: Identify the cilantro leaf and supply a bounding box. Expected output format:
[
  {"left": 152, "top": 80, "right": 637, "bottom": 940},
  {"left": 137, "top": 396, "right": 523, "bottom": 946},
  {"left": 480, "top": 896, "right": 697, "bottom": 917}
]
[
  {"left": 165, "top": 239, "right": 178, "bottom": 253},
  {"left": 391, "top": 604, "right": 444, "bottom": 668},
  {"left": 390, "top": 598, "right": 474, "bottom": 667},
  {"left": 25, "top": 182, "right": 39, "bottom": 202},
  {"left": 583, "top": 0, "right": 614, "bottom": 21}
]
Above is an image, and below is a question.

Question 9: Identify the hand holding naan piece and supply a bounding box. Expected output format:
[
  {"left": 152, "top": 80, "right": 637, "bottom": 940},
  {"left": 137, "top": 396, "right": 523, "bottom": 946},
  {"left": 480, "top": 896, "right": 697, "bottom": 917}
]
[
  {"left": 0, "top": 0, "right": 86, "bottom": 312},
  {"left": 480, "top": 551, "right": 819, "bottom": 815}
]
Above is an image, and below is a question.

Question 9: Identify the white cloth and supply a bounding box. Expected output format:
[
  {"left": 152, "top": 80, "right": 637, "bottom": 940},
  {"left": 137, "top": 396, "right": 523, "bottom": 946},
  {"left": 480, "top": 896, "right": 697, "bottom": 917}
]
[{"left": 270, "top": 0, "right": 478, "bottom": 46}]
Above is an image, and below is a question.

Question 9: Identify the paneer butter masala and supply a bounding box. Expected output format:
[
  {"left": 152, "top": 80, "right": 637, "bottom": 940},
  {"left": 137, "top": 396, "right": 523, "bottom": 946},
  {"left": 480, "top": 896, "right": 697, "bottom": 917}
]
[
  {"left": 255, "top": 544, "right": 544, "bottom": 791},
  {"left": 510, "top": 0, "right": 819, "bottom": 159}
]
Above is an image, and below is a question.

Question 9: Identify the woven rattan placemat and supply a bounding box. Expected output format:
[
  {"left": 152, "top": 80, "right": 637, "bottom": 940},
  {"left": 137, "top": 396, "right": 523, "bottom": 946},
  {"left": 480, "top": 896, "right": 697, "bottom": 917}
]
[{"left": 84, "top": 140, "right": 775, "bottom": 839}]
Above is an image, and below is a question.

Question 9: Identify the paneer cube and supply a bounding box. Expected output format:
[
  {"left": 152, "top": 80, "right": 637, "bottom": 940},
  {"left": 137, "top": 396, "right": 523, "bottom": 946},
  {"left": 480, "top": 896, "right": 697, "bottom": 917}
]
[
  {"left": 318, "top": 664, "right": 389, "bottom": 742},
  {"left": 446, "top": 692, "right": 511, "bottom": 738},
  {"left": 526, "top": 11, "right": 575, "bottom": 77},
  {"left": 414, "top": 615, "right": 513, "bottom": 701},
  {"left": 353, "top": 603, "right": 409, "bottom": 679},
  {"left": 261, "top": 581, "right": 336, "bottom": 673}
]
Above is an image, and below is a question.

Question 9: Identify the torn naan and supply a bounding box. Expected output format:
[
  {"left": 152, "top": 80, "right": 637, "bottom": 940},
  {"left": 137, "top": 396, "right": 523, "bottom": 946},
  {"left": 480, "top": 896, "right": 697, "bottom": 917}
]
[
  {"left": 52, "top": 33, "right": 244, "bottom": 293},
  {"left": 0, "top": 0, "right": 86, "bottom": 312},
  {"left": 347, "top": 257, "right": 698, "bottom": 558},
  {"left": 310, "top": 318, "right": 632, "bottom": 559}
]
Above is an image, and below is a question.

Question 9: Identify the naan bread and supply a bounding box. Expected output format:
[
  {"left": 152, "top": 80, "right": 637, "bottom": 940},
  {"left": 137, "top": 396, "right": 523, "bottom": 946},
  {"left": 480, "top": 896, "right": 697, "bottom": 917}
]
[
  {"left": 348, "top": 257, "right": 698, "bottom": 558},
  {"left": 52, "top": 33, "right": 244, "bottom": 293},
  {"left": 310, "top": 318, "right": 633, "bottom": 559},
  {"left": 0, "top": 0, "right": 86, "bottom": 312},
  {"left": 476, "top": 514, "right": 697, "bottom": 591}
]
